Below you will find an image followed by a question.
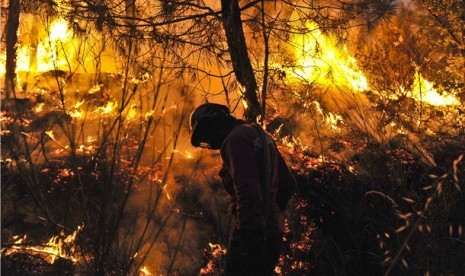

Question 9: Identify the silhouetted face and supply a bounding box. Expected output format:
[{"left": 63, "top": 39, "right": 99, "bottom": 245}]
[{"left": 191, "top": 116, "right": 230, "bottom": 150}]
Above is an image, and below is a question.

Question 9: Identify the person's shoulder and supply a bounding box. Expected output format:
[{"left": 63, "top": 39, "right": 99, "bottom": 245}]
[{"left": 229, "top": 122, "right": 257, "bottom": 138}]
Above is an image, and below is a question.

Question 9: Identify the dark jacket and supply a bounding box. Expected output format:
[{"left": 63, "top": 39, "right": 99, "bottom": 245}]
[{"left": 219, "top": 123, "right": 296, "bottom": 238}]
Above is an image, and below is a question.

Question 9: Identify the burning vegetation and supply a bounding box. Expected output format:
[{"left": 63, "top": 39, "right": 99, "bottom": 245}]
[{"left": 1, "top": 0, "right": 464, "bottom": 275}]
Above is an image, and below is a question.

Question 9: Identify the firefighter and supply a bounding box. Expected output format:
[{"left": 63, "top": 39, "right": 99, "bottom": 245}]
[{"left": 190, "top": 103, "right": 296, "bottom": 275}]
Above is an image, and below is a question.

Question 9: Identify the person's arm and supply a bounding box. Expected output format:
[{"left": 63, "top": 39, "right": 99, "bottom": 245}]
[
  {"left": 276, "top": 151, "right": 297, "bottom": 211},
  {"left": 227, "top": 131, "right": 266, "bottom": 231}
]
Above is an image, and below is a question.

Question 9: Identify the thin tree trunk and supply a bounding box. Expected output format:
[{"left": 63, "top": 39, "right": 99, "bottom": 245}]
[
  {"left": 261, "top": 0, "right": 270, "bottom": 122},
  {"left": 221, "top": 0, "right": 261, "bottom": 122},
  {"left": 5, "top": 0, "right": 20, "bottom": 99}
]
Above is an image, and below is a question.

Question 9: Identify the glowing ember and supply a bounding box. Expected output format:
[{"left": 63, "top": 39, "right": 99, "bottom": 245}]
[
  {"left": 241, "top": 99, "right": 249, "bottom": 110},
  {"left": 45, "top": 130, "right": 56, "bottom": 141},
  {"left": 145, "top": 110, "right": 155, "bottom": 119},
  {"left": 77, "top": 144, "right": 95, "bottom": 153},
  {"left": 86, "top": 136, "right": 97, "bottom": 143},
  {"left": 200, "top": 243, "right": 227, "bottom": 275},
  {"left": 290, "top": 21, "right": 368, "bottom": 92},
  {"left": 163, "top": 185, "right": 172, "bottom": 201},
  {"left": 34, "top": 103, "right": 45, "bottom": 113},
  {"left": 208, "top": 243, "right": 227, "bottom": 258}
]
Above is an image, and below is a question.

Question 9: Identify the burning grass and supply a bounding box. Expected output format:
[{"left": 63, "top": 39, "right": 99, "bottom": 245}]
[{"left": 2, "top": 78, "right": 464, "bottom": 274}]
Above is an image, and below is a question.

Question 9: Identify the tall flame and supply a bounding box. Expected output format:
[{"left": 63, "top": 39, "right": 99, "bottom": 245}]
[
  {"left": 1, "top": 12, "right": 117, "bottom": 78},
  {"left": 290, "top": 21, "right": 368, "bottom": 92},
  {"left": 15, "top": 17, "right": 75, "bottom": 74}
]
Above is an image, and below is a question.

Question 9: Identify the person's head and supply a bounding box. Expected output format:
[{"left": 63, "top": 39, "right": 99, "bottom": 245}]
[{"left": 190, "top": 103, "right": 237, "bottom": 149}]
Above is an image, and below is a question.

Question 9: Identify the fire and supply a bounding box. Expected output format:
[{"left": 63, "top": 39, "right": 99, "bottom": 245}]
[
  {"left": 1, "top": 10, "right": 118, "bottom": 78},
  {"left": 290, "top": 21, "right": 368, "bottom": 92},
  {"left": 16, "top": 16, "right": 75, "bottom": 73},
  {"left": 313, "top": 101, "right": 344, "bottom": 131},
  {"left": 145, "top": 110, "right": 155, "bottom": 119},
  {"left": 45, "top": 130, "right": 56, "bottom": 141},
  {"left": 199, "top": 243, "right": 227, "bottom": 275},
  {"left": 173, "top": 150, "right": 194, "bottom": 159},
  {"left": 95, "top": 101, "right": 118, "bottom": 116},
  {"left": 140, "top": 266, "right": 153, "bottom": 275},
  {"left": 208, "top": 243, "right": 227, "bottom": 258},
  {"left": 242, "top": 99, "right": 249, "bottom": 110},
  {"left": 408, "top": 71, "right": 460, "bottom": 106},
  {"left": 69, "top": 109, "right": 84, "bottom": 119},
  {"left": 126, "top": 106, "right": 138, "bottom": 121},
  {"left": 5, "top": 226, "right": 83, "bottom": 264},
  {"left": 34, "top": 103, "right": 45, "bottom": 113},
  {"left": 69, "top": 101, "right": 85, "bottom": 119},
  {"left": 48, "top": 18, "right": 72, "bottom": 41},
  {"left": 86, "top": 136, "right": 97, "bottom": 143},
  {"left": 325, "top": 112, "right": 344, "bottom": 131}
]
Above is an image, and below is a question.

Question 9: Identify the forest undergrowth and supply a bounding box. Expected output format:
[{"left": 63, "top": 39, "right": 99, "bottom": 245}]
[{"left": 3, "top": 84, "right": 463, "bottom": 275}]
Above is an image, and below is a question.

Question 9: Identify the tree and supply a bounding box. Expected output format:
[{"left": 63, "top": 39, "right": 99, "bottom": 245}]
[
  {"left": 416, "top": 0, "right": 465, "bottom": 95},
  {"left": 4, "top": 0, "right": 20, "bottom": 99},
  {"left": 221, "top": 0, "right": 261, "bottom": 121}
]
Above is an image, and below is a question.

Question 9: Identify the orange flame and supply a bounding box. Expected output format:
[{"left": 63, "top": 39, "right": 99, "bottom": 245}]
[
  {"left": 173, "top": 149, "right": 194, "bottom": 159},
  {"left": 6, "top": 225, "right": 83, "bottom": 264},
  {"left": 408, "top": 71, "right": 460, "bottom": 106},
  {"left": 140, "top": 266, "right": 153, "bottom": 275}
]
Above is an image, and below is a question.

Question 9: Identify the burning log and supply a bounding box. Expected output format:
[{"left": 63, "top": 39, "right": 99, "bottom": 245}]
[
  {"left": 2, "top": 227, "right": 83, "bottom": 275},
  {"left": 1, "top": 250, "right": 75, "bottom": 275}
]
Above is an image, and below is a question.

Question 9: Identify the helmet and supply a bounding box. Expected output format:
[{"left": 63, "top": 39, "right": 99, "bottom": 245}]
[{"left": 190, "top": 103, "right": 230, "bottom": 148}]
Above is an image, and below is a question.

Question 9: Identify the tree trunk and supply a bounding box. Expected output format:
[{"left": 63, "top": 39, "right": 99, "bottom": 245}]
[
  {"left": 260, "top": 0, "right": 270, "bottom": 122},
  {"left": 221, "top": 0, "right": 261, "bottom": 122},
  {"left": 5, "top": 0, "right": 20, "bottom": 99}
]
